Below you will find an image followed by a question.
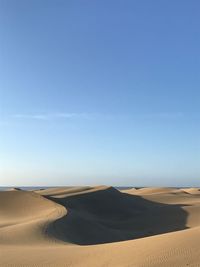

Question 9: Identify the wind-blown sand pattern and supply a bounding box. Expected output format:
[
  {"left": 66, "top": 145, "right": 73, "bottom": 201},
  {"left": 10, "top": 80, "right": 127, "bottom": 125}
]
[{"left": 1, "top": 186, "right": 200, "bottom": 266}]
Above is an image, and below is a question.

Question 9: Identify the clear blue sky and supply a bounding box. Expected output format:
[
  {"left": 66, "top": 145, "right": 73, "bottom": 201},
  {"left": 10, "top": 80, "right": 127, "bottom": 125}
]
[{"left": 0, "top": 0, "right": 200, "bottom": 186}]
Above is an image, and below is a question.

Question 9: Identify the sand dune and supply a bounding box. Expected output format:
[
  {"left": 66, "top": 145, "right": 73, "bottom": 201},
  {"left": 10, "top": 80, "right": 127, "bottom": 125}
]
[
  {"left": 120, "top": 187, "right": 137, "bottom": 194},
  {"left": 127, "top": 187, "right": 179, "bottom": 195},
  {"left": 0, "top": 190, "right": 66, "bottom": 245},
  {"left": 0, "top": 186, "right": 200, "bottom": 266},
  {"left": 180, "top": 187, "right": 200, "bottom": 195},
  {"left": 34, "top": 186, "right": 92, "bottom": 196}
]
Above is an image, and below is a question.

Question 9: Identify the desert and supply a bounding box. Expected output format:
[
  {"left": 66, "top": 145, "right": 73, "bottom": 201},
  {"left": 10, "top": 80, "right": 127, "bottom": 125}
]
[{"left": 1, "top": 186, "right": 200, "bottom": 267}]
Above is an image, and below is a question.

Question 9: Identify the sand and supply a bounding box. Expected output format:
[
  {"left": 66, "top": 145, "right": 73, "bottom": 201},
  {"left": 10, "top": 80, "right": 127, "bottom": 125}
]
[{"left": 0, "top": 186, "right": 200, "bottom": 266}]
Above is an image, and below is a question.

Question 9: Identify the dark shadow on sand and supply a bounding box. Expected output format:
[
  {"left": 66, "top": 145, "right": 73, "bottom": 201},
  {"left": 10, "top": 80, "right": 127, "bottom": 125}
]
[{"left": 45, "top": 187, "right": 189, "bottom": 245}]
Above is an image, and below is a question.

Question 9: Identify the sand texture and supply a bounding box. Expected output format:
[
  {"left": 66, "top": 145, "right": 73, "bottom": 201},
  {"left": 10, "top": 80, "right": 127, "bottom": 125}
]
[{"left": 0, "top": 186, "right": 200, "bottom": 267}]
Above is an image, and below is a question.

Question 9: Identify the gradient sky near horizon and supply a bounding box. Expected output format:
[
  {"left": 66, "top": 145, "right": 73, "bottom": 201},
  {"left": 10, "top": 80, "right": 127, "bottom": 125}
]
[{"left": 0, "top": 0, "right": 200, "bottom": 186}]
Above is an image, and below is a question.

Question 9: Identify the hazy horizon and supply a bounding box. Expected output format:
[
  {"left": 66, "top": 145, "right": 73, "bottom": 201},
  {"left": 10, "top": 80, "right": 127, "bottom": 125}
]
[{"left": 1, "top": 0, "right": 200, "bottom": 186}]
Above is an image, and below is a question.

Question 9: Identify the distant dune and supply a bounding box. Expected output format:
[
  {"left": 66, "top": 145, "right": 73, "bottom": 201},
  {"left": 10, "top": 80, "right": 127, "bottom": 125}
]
[
  {"left": 123, "top": 187, "right": 179, "bottom": 195},
  {"left": 1, "top": 186, "right": 200, "bottom": 266},
  {"left": 180, "top": 187, "right": 200, "bottom": 195}
]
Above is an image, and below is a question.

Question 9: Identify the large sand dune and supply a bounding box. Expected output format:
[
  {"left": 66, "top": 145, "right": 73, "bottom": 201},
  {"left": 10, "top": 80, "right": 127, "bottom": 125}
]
[{"left": 0, "top": 186, "right": 200, "bottom": 266}]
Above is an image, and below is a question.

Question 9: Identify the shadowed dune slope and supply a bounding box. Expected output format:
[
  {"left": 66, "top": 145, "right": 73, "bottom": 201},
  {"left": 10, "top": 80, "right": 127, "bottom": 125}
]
[{"left": 46, "top": 186, "right": 188, "bottom": 245}]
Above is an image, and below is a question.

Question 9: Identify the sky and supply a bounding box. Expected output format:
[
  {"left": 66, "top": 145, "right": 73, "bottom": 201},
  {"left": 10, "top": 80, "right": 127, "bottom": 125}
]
[{"left": 0, "top": 0, "right": 200, "bottom": 187}]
